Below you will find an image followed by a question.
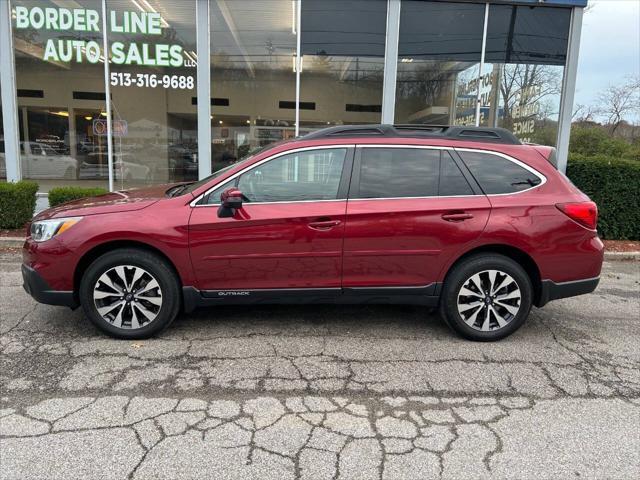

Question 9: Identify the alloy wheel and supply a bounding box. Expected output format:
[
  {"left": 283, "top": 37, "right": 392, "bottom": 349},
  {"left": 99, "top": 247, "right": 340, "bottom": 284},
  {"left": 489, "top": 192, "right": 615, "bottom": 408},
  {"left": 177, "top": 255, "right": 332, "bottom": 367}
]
[
  {"left": 456, "top": 269, "right": 522, "bottom": 332},
  {"left": 92, "top": 265, "right": 163, "bottom": 329}
]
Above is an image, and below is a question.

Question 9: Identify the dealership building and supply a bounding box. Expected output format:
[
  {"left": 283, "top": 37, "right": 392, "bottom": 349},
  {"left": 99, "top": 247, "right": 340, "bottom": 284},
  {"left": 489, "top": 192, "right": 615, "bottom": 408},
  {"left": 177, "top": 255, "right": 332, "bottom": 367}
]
[{"left": 0, "top": 0, "right": 587, "bottom": 192}]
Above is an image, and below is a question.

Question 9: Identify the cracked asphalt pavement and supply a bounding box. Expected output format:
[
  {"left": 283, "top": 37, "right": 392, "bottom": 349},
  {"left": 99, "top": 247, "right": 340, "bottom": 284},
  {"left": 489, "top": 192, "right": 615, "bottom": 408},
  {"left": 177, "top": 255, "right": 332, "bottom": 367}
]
[{"left": 1, "top": 252, "right": 639, "bottom": 479}]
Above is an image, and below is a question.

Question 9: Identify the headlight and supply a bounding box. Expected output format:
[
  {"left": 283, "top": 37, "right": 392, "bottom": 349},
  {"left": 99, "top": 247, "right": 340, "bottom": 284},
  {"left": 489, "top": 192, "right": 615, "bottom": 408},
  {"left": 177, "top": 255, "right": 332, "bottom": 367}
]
[{"left": 30, "top": 217, "right": 82, "bottom": 242}]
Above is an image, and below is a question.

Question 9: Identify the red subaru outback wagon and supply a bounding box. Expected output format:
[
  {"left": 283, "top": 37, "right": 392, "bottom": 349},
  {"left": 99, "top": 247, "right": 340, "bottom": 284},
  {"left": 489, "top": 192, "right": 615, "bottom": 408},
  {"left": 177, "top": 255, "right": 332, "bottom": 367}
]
[{"left": 22, "top": 125, "right": 603, "bottom": 341}]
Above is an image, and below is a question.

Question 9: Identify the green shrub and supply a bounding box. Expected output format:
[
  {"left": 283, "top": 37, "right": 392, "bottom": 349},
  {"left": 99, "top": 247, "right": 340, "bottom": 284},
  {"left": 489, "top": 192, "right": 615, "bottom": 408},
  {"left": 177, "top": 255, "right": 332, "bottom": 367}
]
[
  {"left": 626, "top": 143, "right": 640, "bottom": 162},
  {"left": 48, "top": 187, "right": 108, "bottom": 207},
  {"left": 570, "top": 126, "right": 637, "bottom": 160},
  {"left": 567, "top": 154, "right": 640, "bottom": 240},
  {"left": 0, "top": 181, "right": 39, "bottom": 229}
]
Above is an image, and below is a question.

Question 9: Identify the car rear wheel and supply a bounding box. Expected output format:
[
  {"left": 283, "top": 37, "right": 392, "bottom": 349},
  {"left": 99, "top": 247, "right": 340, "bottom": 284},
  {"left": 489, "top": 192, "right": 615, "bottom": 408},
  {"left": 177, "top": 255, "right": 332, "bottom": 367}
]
[
  {"left": 79, "top": 248, "right": 180, "bottom": 339},
  {"left": 439, "top": 254, "right": 532, "bottom": 341}
]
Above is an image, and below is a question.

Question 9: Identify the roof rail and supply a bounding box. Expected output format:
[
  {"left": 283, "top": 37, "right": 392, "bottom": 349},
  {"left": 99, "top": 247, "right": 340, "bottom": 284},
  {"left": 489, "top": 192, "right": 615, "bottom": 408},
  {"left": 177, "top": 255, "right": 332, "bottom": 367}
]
[{"left": 301, "top": 124, "right": 522, "bottom": 145}]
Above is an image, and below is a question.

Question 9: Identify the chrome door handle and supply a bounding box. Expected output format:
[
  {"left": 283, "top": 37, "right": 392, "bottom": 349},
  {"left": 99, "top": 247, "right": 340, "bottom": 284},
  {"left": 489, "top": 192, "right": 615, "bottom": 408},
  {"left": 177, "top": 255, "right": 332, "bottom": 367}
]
[
  {"left": 441, "top": 213, "right": 474, "bottom": 222},
  {"left": 308, "top": 220, "right": 342, "bottom": 230}
]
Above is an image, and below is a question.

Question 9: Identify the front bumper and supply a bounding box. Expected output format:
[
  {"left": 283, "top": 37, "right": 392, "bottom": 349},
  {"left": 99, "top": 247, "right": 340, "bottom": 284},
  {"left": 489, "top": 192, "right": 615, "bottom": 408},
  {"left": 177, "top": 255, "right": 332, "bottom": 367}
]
[
  {"left": 536, "top": 276, "right": 600, "bottom": 307},
  {"left": 22, "top": 264, "right": 79, "bottom": 309}
]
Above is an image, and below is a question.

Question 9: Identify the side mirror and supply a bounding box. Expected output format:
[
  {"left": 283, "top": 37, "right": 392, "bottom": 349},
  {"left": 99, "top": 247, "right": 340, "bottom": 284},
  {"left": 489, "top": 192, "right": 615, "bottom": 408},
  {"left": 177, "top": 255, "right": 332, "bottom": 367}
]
[
  {"left": 221, "top": 187, "right": 243, "bottom": 209},
  {"left": 218, "top": 187, "right": 244, "bottom": 218}
]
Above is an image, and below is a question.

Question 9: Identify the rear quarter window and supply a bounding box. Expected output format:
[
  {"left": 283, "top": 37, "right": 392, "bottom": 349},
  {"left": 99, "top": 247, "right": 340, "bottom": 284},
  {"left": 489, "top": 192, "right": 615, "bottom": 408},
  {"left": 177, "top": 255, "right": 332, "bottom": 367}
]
[{"left": 458, "top": 151, "right": 542, "bottom": 194}]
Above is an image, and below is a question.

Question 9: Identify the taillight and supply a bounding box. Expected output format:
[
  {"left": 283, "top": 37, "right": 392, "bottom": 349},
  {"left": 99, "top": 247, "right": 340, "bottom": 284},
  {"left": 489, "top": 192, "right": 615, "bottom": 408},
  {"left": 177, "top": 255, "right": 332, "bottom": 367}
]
[{"left": 555, "top": 201, "right": 598, "bottom": 230}]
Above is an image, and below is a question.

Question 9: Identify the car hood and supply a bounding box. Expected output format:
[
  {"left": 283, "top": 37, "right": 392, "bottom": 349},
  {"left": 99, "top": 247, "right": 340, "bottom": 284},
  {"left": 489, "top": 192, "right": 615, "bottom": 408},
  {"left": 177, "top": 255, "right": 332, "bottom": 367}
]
[{"left": 35, "top": 184, "right": 181, "bottom": 220}]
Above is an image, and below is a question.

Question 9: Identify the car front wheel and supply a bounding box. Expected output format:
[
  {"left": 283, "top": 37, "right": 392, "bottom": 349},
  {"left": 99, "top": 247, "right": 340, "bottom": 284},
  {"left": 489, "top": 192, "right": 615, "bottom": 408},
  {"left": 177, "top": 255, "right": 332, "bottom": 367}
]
[
  {"left": 79, "top": 248, "right": 181, "bottom": 339},
  {"left": 439, "top": 254, "right": 533, "bottom": 341}
]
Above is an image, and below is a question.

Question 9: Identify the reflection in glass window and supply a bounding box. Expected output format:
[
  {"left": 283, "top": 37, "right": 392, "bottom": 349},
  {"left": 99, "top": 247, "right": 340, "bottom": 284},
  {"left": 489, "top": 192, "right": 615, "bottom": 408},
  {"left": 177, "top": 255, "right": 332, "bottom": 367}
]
[
  {"left": 459, "top": 151, "right": 542, "bottom": 194},
  {"left": 492, "top": 61, "right": 565, "bottom": 145},
  {"left": 357, "top": 148, "right": 440, "bottom": 199},
  {"left": 210, "top": 0, "right": 297, "bottom": 174},
  {"left": 395, "top": 1, "right": 485, "bottom": 126},
  {"left": 107, "top": 0, "right": 198, "bottom": 189},
  {"left": 12, "top": 0, "right": 106, "bottom": 189},
  {"left": 300, "top": 0, "right": 386, "bottom": 130},
  {"left": 480, "top": 5, "right": 571, "bottom": 145},
  {"left": 485, "top": 6, "right": 571, "bottom": 66},
  {"left": 207, "top": 148, "right": 347, "bottom": 204}
]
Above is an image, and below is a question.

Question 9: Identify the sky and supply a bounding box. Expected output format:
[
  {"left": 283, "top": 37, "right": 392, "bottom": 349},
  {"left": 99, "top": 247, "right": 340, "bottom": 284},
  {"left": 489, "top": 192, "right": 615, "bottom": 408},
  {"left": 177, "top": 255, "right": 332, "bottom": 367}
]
[{"left": 574, "top": 0, "right": 640, "bottom": 115}]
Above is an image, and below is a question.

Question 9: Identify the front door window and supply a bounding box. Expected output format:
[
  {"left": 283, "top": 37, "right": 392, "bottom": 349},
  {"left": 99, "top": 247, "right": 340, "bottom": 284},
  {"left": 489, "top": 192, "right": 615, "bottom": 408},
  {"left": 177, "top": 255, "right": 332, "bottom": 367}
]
[{"left": 206, "top": 148, "right": 348, "bottom": 204}]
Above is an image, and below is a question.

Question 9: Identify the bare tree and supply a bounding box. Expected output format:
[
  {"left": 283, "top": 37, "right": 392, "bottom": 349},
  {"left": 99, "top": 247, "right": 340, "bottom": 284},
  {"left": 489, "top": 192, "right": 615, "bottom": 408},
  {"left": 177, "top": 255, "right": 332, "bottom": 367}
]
[
  {"left": 499, "top": 63, "right": 563, "bottom": 129},
  {"left": 396, "top": 62, "right": 452, "bottom": 106},
  {"left": 597, "top": 76, "right": 640, "bottom": 134},
  {"left": 572, "top": 103, "right": 598, "bottom": 122}
]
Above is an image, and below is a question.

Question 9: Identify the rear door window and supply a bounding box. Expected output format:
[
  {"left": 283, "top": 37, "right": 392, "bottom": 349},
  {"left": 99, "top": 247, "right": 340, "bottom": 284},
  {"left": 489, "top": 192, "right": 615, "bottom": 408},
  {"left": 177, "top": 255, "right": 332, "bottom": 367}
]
[
  {"left": 439, "top": 152, "right": 473, "bottom": 196},
  {"left": 457, "top": 151, "right": 542, "bottom": 194},
  {"left": 356, "top": 147, "right": 440, "bottom": 198}
]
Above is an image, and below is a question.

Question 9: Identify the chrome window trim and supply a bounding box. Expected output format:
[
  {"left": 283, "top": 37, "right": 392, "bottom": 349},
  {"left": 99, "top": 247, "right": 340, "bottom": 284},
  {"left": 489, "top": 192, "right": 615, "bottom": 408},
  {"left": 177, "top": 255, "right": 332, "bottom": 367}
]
[
  {"left": 189, "top": 145, "right": 355, "bottom": 207},
  {"left": 359, "top": 144, "right": 448, "bottom": 150},
  {"left": 194, "top": 199, "right": 346, "bottom": 208},
  {"left": 190, "top": 144, "right": 547, "bottom": 207},
  {"left": 348, "top": 194, "right": 476, "bottom": 202}
]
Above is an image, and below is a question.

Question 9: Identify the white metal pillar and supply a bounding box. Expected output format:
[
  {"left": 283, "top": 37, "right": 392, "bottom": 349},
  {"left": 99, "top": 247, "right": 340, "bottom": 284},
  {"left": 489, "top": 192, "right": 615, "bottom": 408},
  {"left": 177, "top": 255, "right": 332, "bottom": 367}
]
[
  {"left": 0, "top": 0, "right": 21, "bottom": 182},
  {"left": 100, "top": 0, "right": 114, "bottom": 191},
  {"left": 475, "top": 3, "right": 489, "bottom": 127},
  {"left": 196, "top": 0, "right": 211, "bottom": 179},
  {"left": 381, "top": 0, "right": 401, "bottom": 124},
  {"left": 295, "top": 0, "right": 301, "bottom": 136},
  {"left": 556, "top": 7, "right": 584, "bottom": 173}
]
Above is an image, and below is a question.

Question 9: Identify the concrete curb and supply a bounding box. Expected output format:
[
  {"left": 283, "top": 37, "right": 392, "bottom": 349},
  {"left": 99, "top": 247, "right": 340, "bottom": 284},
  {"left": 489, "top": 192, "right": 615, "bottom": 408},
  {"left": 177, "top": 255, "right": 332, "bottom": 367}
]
[
  {"left": 603, "top": 251, "right": 640, "bottom": 261},
  {"left": 0, "top": 237, "right": 25, "bottom": 248},
  {"left": 1, "top": 236, "right": 639, "bottom": 261}
]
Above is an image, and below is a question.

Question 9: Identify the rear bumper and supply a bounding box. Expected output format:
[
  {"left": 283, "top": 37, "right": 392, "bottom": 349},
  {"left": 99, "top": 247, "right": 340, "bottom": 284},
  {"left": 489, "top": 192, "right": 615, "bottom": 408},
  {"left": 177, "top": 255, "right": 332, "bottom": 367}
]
[
  {"left": 536, "top": 276, "right": 600, "bottom": 307},
  {"left": 22, "top": 264, "right": 79, "bottom": 309}
]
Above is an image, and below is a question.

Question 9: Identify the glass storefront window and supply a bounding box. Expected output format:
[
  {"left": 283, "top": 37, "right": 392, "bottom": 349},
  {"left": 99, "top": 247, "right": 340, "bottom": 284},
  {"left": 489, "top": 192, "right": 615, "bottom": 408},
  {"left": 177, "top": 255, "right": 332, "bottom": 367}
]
[
  {"left": 107, "top": 0, "right": 198, "bottom": 189},
  {"left": 395, "top": 1, "right": 486, "bottom": 125},
  {"left": 3, "top": 0, "right": 576, "bottom": 189},
  {"left": 483, "top": 5, "right": 571, "bottom": 144},
  {"left": 210, "top": 0, "right": 297, "bottom": 173},
  {"left": 300, "top": 0, "right": 386, "bottom": 131},
  {"left": 12, "top": 0, "right": 107, "bottom": 190}
]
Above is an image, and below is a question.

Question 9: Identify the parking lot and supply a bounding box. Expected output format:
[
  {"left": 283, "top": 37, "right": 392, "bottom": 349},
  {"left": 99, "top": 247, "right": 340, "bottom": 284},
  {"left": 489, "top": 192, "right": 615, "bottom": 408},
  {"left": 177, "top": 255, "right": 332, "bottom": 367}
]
[{"left": 1, "top": 252, "right": 639, "bottom": 479}]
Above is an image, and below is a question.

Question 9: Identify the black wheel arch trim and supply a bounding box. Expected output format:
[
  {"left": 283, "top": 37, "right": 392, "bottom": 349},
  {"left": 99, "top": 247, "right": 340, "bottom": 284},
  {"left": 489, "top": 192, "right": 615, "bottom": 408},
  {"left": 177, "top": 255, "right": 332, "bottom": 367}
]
[
  {"left": 73, "top": 239, "right": 185, "bottom": 297},
  {"left": 438, "top": 244, "right": 543, "bottom": 303}
]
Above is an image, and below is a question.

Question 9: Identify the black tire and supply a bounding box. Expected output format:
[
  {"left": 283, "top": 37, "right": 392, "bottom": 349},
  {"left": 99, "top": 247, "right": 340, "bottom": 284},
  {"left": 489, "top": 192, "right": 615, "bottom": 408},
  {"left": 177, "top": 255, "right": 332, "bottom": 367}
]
[
  {"left": 439, "top": 254, "right": 533, "bottom": 341},
  {"left": 79, "top": 248, "right": 181, "bottom": 339}
]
